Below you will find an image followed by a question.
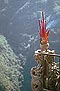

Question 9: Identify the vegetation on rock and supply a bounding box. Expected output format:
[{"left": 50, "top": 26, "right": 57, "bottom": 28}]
[{"left": 0, "top": 35, "right": 24, "bottom": 91}]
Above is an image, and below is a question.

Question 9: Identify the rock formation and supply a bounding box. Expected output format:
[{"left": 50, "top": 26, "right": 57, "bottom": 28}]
[{"left": 0, "top": 35, "right": 24, "bottom": 91}]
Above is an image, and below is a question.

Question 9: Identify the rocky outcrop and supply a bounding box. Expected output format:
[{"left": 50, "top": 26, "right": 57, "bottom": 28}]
[{"left": 0, "top": 35, "right": 24, "bottom": 91}]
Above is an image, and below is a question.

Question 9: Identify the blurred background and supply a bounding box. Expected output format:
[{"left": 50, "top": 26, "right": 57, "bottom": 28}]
[{"left": 0, "top": 0, "right": 60, "bottom": 91}]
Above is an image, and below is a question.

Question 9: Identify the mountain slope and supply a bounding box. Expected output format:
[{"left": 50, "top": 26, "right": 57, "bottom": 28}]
[{"left": 0, "top": 34, "right": 24, "bottom": 91}]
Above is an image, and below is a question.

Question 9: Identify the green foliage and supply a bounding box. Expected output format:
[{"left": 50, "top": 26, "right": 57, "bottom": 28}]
[{"left": 0, "top": 35, "right": 23, "bottom": 91}]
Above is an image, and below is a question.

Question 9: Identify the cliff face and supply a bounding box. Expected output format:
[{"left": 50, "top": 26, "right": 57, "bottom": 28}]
[{"left": 0, "top": 35, "right": 24, "bottom": 91}]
